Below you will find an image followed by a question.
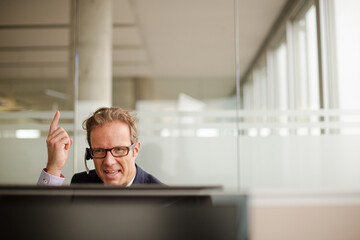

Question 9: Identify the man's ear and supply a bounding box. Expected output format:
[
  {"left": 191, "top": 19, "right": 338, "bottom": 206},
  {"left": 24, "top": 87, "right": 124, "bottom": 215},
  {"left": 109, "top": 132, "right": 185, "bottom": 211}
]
[{"left": 133, "top": 142, "right": 140, "bottom": 157}]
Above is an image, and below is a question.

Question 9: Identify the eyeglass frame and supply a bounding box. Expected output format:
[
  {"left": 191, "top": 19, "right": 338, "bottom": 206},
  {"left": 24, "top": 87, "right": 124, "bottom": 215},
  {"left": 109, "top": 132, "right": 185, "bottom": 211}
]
[{"left": 89, "top": 143, "right": 136, "bottom": 159}]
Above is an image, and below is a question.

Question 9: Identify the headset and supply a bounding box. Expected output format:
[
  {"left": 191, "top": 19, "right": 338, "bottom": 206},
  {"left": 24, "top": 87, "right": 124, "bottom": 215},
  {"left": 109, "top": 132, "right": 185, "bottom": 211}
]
[{"left": 84, "top": 148, "right": 92, "bottom": 174}]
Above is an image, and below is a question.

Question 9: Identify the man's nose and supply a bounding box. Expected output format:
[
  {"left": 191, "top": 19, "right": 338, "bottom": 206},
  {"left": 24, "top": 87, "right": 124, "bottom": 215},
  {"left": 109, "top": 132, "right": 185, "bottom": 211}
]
[{"left": 103, "top": 151, "right": 116, "bottom": 165}]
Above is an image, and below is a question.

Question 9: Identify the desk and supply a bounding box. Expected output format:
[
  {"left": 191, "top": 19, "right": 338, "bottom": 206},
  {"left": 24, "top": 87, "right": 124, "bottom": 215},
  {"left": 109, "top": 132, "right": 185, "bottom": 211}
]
[{"left": 0, "top": 185, "right": 248, "bottom": 240}]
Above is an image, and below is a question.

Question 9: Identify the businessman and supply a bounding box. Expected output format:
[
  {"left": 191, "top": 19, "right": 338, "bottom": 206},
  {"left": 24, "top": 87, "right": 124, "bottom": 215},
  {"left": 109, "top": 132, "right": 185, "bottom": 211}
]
[{"left": 38, "top": 107, "right": 162, "bottom": 186}]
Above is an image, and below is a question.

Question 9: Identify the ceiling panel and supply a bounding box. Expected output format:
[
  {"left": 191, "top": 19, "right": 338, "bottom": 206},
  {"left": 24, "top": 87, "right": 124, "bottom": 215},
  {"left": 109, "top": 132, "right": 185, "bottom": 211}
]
[
  {"left": 113, "top": 26, "right": 143, "bottom": 46},
  {"left": 113, "top": 48, "right": 148, "bottom": 62},
  {"left": 113, "top": 0, "right": 136, "bottom": 24},
  {"left": 0, "top": 50, "right": 68, "bottom": 63},
  {"left": 238, "top": 0, "right": 287, "bottom": 76},
  {"left": 0, "top": 28, "right": 69, "bottom": 47},
  {"left": 0, "top": 66, "right": 68, "bottom": 79},
  {"left": 0, "top": 0, "right": 70, "bottom": 25}
]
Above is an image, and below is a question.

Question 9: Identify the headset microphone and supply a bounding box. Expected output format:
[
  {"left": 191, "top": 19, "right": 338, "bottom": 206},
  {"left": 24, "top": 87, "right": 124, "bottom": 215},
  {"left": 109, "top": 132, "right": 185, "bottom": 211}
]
[{"left": 84, "top": 148, "right": 92, "bottom": 174}]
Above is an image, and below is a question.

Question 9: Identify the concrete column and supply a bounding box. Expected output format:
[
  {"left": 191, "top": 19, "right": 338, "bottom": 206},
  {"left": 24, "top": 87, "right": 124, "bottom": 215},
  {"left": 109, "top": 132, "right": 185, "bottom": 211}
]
[
  {"left": 78, "top": 0, "right": 112, "bottom": 107},
  {"left": 73, "top": 0, "right": 113, "bottom": 173}
]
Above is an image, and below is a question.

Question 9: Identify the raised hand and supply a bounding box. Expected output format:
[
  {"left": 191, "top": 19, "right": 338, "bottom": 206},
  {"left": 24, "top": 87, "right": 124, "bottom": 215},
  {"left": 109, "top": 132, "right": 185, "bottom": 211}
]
[{"left": 46, "top": 111, "right": 73, "bottom": 177}]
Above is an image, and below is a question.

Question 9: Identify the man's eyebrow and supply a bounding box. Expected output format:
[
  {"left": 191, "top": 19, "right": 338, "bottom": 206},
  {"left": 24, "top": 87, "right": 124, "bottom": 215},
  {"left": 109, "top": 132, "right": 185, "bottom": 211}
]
[
  {"left": 91, "top": 145, "right": 106, "bottom": 149},
  {"left": 92, "top": 145, "right": 129, "bottom": 149}
]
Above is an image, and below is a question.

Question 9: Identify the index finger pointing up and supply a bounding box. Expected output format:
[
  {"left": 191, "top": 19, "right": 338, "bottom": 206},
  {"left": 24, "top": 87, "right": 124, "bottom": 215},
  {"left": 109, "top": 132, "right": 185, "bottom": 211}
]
[{"left": 49, "top": 111, "right": 60, "bottom": 134}]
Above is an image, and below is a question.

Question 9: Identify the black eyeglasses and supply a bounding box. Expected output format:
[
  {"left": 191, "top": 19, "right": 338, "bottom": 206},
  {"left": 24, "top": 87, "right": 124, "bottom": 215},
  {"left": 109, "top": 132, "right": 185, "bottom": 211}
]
[{"left": 90, "top": 143, "right": 136, "bottom": 158}]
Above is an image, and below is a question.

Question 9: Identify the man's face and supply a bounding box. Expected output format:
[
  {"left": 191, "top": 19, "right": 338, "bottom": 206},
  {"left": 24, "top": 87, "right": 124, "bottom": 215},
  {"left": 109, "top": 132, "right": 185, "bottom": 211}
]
[{"left": 90, "top": 121, "right": 139, "bottom": 186}]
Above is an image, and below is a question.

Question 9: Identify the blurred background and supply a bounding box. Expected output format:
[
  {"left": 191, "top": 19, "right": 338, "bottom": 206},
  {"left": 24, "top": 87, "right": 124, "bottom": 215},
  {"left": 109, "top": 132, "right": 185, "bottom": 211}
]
[{"left": 0, "top": 0, "right": 359, "bottom": 191}]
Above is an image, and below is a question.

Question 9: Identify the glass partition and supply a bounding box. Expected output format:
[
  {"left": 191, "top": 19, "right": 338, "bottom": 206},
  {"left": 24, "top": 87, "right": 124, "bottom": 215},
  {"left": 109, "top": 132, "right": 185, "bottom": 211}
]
[
  {"left": 1, "top": 0, "right": 360, "bottom": 191},
  {"left": 0, "top": 0, "right": 74, "bottom": 184}
]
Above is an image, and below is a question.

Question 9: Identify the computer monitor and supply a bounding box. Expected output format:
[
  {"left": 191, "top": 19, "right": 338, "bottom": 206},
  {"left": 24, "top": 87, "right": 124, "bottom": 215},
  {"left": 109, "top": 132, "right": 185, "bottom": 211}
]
[{"left": 0, "top": 185, "right": 247, "bottom": 240}]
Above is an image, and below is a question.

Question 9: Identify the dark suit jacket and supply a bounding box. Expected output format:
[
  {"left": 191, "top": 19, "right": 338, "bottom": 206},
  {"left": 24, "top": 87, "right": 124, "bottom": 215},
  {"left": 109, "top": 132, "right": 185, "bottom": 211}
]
[{"left": 71, "top": 164, "right": 162, "bottom": 184}]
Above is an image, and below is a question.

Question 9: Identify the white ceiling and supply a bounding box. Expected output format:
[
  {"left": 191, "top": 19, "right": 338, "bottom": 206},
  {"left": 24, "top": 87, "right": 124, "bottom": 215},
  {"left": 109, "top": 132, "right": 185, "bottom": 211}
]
[
  {"left": 238, "top": 0, "right": 287, "bottom": 76},
  {"left": 112, "top": 0, "right": 287, "bottom": 78}
]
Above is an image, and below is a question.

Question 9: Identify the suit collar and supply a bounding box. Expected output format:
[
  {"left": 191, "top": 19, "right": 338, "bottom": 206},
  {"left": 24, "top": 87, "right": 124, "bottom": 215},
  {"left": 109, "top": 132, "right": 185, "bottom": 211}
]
[{"left": 133, "top": 164, "right": 145, "bottom": 184}]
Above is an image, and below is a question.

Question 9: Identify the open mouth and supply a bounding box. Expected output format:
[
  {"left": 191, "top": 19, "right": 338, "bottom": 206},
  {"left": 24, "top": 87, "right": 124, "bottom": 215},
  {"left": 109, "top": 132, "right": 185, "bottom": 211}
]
[{"left": 104, "top": 170, "right": 121, "bottom": 176}]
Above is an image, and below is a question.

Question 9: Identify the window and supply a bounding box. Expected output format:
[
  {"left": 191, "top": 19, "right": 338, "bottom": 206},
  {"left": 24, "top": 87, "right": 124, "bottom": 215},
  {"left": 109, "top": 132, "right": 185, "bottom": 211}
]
[
  {"left": 329, "top": 0, "right": 360, "bottom": 110},
  {"left": 269, "top": 38, "right": 288, "bottom": 111},
  {"left": 291, "top": 3, "right": 320, "bottom": 111},
  {"left": 291, "top": 3, "right": 321, "bottom": 135}
]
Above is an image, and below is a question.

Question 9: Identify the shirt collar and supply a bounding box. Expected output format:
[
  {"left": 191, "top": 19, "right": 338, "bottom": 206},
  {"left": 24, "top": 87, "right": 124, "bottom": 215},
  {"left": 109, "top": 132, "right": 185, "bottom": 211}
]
[{"left": 126, "top": 174, "right": 136, "bottom": 187}]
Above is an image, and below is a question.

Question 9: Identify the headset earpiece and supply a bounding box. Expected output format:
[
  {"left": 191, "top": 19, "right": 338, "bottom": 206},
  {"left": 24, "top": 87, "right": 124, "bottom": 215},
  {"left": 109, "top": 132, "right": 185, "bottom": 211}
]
[{"left": 85, "top": 148, "right": 92, "bottom": 160}]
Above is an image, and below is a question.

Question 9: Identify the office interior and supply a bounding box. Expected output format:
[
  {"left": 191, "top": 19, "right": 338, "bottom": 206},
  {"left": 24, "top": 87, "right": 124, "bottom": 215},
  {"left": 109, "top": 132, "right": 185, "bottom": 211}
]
[{"left": 1, "top": 0, "right": 360, "bottom": 239}]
